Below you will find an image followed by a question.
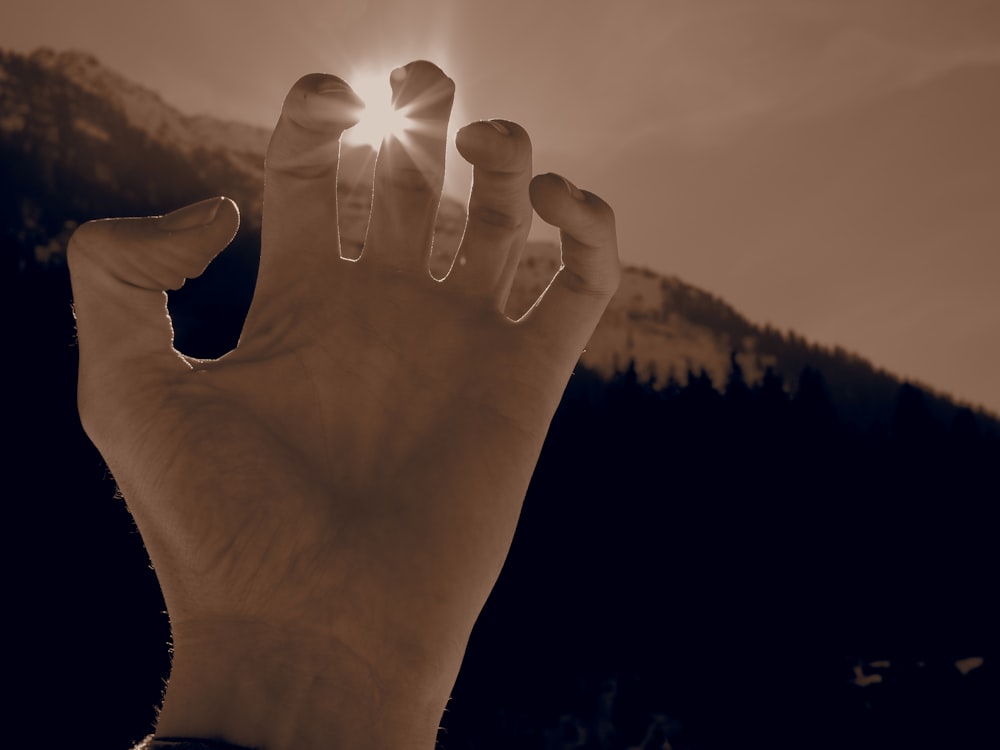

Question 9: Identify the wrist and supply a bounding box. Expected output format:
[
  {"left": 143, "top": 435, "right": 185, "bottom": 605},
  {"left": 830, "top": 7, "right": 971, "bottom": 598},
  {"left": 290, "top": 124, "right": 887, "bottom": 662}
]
[{"left": 155, "top": 619, "right": 444, "bottom": 750}]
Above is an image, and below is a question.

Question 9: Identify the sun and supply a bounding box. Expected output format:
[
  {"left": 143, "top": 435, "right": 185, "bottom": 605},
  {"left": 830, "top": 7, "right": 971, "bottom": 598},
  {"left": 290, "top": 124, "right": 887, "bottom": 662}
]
[{"left": 342, "top": 70, "right": 411, "bottom": 149}]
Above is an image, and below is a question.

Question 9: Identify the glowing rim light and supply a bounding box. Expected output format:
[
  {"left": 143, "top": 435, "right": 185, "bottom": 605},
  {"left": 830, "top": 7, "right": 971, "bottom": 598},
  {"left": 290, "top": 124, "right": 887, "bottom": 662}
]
[{"left": 342, "top": 70, "right": 413, "bottom": 149}]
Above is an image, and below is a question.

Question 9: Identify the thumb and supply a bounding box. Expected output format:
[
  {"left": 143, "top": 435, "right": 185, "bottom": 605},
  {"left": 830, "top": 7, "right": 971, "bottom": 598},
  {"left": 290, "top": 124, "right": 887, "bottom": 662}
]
[{"left": 68, "top": 196, "right": 239, "bottom": 395}]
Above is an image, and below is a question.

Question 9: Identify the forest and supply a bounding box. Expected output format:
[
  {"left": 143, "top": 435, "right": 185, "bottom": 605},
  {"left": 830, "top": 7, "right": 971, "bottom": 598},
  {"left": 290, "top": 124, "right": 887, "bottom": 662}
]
[{"left": 5, "top": 259, "right": 996, "bottom": 750}]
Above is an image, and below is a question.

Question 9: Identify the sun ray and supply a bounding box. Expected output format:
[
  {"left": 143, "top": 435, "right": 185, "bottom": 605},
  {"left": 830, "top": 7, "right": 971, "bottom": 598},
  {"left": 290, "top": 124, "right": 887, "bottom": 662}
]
[{"left": 343, "top": 70, "right": 412, "bottom": 149}]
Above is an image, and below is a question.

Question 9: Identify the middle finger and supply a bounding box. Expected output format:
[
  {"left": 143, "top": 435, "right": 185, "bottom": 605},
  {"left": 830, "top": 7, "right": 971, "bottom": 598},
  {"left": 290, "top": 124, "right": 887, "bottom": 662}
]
[{"left": 363, "top": 60, "right": 455, "bottom": 273}]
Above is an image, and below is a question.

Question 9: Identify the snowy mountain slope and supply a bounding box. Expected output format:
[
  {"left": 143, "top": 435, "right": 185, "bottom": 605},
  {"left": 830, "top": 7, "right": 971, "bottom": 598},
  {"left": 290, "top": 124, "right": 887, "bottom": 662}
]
[
  {"left": 499, "top": 246, "right": 775, "bottom": 386},
  {"left": 27, "top": 48, "right": 270, "bottom": 179}
]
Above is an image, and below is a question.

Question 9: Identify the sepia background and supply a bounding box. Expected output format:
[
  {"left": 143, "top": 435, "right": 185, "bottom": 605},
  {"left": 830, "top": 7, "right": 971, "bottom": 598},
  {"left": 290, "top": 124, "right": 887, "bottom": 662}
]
[{"left": 2, "top": 1, "right": 998, "bottom": 749}]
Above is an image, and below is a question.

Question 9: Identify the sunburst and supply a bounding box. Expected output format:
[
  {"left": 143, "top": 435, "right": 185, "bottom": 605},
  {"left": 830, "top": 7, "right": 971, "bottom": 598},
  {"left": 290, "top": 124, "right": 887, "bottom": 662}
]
[{"left": 342, "top": 69, "right": 412, "bottom": 149}]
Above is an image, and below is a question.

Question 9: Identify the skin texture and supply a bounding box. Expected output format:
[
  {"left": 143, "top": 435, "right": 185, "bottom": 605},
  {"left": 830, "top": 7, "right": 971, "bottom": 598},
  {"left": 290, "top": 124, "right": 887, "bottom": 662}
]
[{"left": 68, "top": 61, "right": 619, "bottom": 750}]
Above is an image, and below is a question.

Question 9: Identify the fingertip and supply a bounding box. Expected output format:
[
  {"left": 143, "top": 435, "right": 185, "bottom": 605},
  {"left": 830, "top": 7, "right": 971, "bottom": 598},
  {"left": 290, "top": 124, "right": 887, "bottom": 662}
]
[
  {"left": 529, "top": 173, "right": 617, "bottom": 246},
  {"left": 66, "top": 216, "right": 110, "bottom": 273},
  {"left": 283, "top": 73, "right": 363, "bottom": 132},
  {"left": 215, "top": 196, "right": 241, "bottom": 244},
  {"left": 164, "top": 197, "right": 240, "bottom": 283},
  {"left": 455, "top": 120, "right": 531, "bottom": 171},
  {"left": 390, "top": 60, "right": 455, "bottom": 114},
  {"left": 268, "top": 76, "right": 357, "bottom": 180},
  {"left": 529, "top": 172, "right": 570, "bottom": 215},
  {"left": 155, "top": 196, "right": 239, "bottom": 250},
  {"left": 391, "top": 59, "right": 452, "bottom": 85},
  {"left": 157, "top": 196, "right": 223, "bottom": 230},
  {"left": 529, "top": 174, "right": 620, "bottom": 296}
]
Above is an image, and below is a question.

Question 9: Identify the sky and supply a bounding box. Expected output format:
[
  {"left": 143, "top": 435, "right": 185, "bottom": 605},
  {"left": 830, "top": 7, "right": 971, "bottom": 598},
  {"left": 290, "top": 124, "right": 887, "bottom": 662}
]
[{"left": 4, "top": 0, "right": 999, "bottom": 414}]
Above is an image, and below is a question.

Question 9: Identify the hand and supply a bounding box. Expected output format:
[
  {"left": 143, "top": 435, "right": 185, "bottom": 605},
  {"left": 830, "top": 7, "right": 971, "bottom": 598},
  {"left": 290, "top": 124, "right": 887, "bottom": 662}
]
[{"left": 68, "top": 61, "right": 619, "bottom": 750}]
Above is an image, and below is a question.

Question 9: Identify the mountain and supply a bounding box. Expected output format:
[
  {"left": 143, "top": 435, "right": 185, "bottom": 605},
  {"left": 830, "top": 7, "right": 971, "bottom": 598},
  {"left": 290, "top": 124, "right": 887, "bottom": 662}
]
[
  {"left": 593, "top": 58, "right": 1000, "bottom": 420},
  {"left": 26, "top": 48, "right": 270, "bottom": 177},
  {"left": 1, "top": 46, "right": 996, "bottom": 434}
]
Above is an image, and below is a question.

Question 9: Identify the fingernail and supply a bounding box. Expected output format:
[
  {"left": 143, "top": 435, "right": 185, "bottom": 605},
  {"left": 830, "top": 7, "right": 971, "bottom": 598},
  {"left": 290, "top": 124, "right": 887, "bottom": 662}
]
[
  {"left": 160, "top": 197, "right": 223, "bottom": 231},
  {"left": 312, "top": 76, "right": 363, "bottom": 119},
  {"left": 488, "top": 119, "right": 511, "bottom": 136},
  {"left": 559, "top": 175, "right": 586, "bottom": 201},
  {"left": 316, "top": 77, "right": 349, "bottom": 95}
]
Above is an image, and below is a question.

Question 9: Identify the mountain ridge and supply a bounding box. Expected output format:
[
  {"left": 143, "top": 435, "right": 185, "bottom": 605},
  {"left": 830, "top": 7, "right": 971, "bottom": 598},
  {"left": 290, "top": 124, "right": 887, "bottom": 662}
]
[
  {"left": 27, "top": 47, "right": 272, "bottom": 174},
  {"left": 2, "top": 46, "right": 996, "bottom": 431}
]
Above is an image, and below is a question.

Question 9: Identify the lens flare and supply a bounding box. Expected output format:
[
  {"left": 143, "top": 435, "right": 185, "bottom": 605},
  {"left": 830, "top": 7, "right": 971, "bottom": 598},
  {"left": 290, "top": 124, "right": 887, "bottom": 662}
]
[{"left": 343, "top": 71, "right": 411, "bottom": 149}]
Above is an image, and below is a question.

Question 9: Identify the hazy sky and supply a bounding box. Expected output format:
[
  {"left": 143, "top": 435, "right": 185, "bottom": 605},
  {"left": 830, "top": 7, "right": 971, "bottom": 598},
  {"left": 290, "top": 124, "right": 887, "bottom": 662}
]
[{"left": 4, "top": 0, "right": 999, "bottom": 414}]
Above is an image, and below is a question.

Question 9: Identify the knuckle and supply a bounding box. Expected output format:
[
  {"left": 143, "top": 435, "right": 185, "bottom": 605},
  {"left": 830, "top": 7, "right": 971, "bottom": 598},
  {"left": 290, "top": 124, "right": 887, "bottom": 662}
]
[
  {"left": 266, "top": 131, "right": 341, "bottom": 176},
  {"left": 266, "top": 157, "right": 337, "bottom": 181},
  {"left": 67, "top": 219, "right": 118, "bottom": 276},
  {"left": 67, "top": 219, "right": 102, "bottom": 257},
  {"left": 562, "top": 246, "right": 621, "bottom": 297},
  {"left": 468, "top": 203, "right": 526, "bottom": 230}
]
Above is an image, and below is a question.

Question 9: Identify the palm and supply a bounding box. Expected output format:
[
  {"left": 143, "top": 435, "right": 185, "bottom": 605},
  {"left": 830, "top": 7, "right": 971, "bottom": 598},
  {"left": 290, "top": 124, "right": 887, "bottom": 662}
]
[{"left": 132, "top": 264, "right": 566, "bottom": 642}]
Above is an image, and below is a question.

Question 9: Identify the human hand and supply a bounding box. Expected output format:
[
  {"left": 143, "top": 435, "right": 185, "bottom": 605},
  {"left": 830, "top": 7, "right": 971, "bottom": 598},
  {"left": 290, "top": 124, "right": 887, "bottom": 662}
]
[{"left": 69, "top": 61, "right": 618, "bottom": 750}]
